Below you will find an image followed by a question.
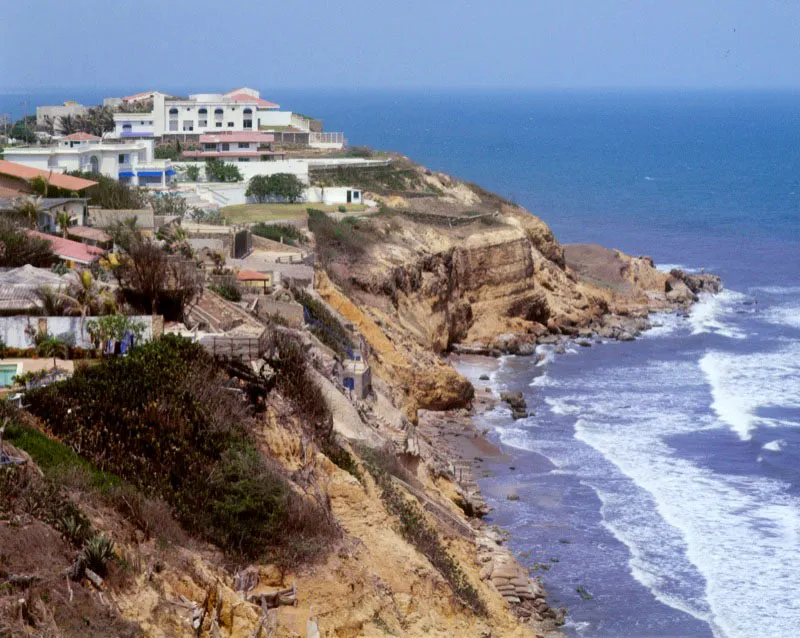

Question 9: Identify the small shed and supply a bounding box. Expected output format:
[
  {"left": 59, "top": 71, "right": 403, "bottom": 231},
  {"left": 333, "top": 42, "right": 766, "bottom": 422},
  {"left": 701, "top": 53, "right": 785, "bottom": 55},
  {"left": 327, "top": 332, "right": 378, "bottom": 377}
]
[{"left": 236, "top": 269, "right": 273, "bottom": 293}]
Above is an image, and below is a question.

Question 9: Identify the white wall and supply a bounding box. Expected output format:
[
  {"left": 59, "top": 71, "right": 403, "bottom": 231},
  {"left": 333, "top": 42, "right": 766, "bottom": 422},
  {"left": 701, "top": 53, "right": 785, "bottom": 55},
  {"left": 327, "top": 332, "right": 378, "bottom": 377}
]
[
  {"left": 256, "top": 111, "right": 293, "bottom": 128},
  {"left": 0, "top": 316, "right": 156, "bottom": 349}
]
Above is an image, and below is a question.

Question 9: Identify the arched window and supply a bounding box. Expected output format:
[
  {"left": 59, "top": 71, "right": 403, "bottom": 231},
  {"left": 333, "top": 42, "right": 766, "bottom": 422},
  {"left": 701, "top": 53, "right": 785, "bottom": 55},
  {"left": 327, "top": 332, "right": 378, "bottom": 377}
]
[
  {"left": 122, "top": 123, "right": 132, "bottom": 134},
  {"left": 89, "top": 156, "right": 99, "bottom": 173},
  {"left": 243, "top": 108, "right": 253, "bottom": 129},
  {"left": 169, "top": 107, "right": 179, "bottom": 116},
  {"left": 198, "top": 108, "right": 207, "bottom": 115}
]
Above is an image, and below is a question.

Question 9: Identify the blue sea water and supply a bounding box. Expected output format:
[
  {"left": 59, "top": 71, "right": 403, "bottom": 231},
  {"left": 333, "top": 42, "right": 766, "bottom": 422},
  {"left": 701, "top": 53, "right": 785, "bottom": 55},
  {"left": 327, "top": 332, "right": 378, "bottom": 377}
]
[{"left": 4, "top": 88, "right": 799, "bottom": 637}]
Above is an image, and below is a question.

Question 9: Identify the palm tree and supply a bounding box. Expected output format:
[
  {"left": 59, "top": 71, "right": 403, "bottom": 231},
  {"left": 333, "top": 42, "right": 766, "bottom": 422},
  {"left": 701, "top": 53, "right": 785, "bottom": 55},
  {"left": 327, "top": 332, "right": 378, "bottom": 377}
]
[
  {"left": 11, "top": 195, "right": 43, "bottom": 229},
  {"left": 34, "top": 332, "right": 68, "bottom": 370},
  {"left": 34, "top": 285, "right": 67, "bottom": 316},
  {"left": 55, "top": 209, "right": 72, "bottom": 238},
  {"left": 61, "top": 269, "right": 104, "bottom": 338},
  {"left": 38, "top": 115, "right": 55, "bottom": 136},
  {"left": 58, "top": 114, "right": 78, "bottom": 135}
]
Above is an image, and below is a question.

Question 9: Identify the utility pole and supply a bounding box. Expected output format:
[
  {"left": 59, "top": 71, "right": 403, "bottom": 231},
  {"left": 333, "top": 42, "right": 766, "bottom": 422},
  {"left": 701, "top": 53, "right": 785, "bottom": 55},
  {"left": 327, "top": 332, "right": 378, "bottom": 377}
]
[
  {"left": 22, "top": 99, "right": 30, "bottom": 142},
  {"left": 0, "top": 114, "right": 9, "bottom": 140}
]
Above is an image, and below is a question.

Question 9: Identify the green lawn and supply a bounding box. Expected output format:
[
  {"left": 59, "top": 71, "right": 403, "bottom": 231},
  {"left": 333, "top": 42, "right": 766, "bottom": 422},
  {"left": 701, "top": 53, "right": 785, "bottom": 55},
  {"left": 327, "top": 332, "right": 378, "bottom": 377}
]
[{"left": 221, "top": 203, "right": 367, "bottom": 224}]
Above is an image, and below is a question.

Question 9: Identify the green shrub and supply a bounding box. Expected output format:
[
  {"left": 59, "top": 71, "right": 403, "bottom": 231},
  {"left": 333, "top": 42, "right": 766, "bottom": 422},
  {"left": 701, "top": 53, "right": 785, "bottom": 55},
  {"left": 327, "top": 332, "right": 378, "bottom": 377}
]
[
  {"left": 24, "top": 335, "right": 338, "bottom": 561},
  {"left": 251, "top": 222, "right": 306, "bottom": 245},
  {"left": 82, "top": 535, "right": 116, "bottom": 575},
  {"left": 209, "top": 282, "right": 242, "bottom": 302},
  {"left": 338, "top": 205, "right": 347, "bottom": 213}
]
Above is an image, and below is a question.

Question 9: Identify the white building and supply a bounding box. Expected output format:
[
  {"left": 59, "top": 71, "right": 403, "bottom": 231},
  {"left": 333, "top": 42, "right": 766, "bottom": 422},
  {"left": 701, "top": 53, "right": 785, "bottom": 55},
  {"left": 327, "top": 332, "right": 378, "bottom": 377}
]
[
  {"left": 2, "top": 133, "right": 175, "bottom": 187},
  {"left": 109, "top": 87, "right": 345, "bottom": 149},
  {"left": 111, "top": 88, "right": 281, "bottom": 139}
]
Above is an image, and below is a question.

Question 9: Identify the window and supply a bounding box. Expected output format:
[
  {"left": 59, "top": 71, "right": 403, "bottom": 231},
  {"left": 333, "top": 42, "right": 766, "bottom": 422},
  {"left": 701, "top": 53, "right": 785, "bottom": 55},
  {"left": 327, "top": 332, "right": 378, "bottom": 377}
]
[
  {"left": 122, "top": 123, "right": 132, "bottom": 133},
  {"left": 216, "top": 122, "right": 222, "bottom": 127},
  {"left": 169, "top": 107, "right": 178, "bottom": 116},
  {"left": 222, "top": 143, "right": 230, "bottom": 151},
  {"left": 227, "top": 122, "right": 234, "bottom": 127},
  {"left": 118, "top": 154, "right": 126, "bottom": 164},
  {"left": 204, "top": 143, "right": 216, "bottom": 150},
  {"left": 238, "top": 158, "right": 249, "bottom": 162},
  {"left": 238, "top": 142, "right": 249, "bottom": 148}
]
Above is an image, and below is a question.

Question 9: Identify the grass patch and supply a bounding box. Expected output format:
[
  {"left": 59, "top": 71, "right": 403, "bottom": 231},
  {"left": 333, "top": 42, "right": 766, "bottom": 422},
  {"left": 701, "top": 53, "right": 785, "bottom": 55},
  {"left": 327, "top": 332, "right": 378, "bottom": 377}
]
[
  {"left": 221, "top": 203, "right": 366, "bottom": 224},
  {"left": 4, "top": 420, "right": 120, "bottom": 491}
]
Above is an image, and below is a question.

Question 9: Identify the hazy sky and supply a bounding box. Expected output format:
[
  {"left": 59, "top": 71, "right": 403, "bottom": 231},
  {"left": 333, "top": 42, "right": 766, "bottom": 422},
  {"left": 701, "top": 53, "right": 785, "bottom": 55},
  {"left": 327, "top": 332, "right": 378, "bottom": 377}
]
[{"left": 2, "top": 0, "right": 799, "bottom": 90}]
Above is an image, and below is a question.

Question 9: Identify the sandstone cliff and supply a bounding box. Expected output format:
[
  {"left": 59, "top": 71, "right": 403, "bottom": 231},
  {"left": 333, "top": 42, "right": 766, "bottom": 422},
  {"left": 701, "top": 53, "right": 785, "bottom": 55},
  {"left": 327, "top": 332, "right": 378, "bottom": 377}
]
[{"left": 313, "top": 158, "right": 720, "bottom": 419}]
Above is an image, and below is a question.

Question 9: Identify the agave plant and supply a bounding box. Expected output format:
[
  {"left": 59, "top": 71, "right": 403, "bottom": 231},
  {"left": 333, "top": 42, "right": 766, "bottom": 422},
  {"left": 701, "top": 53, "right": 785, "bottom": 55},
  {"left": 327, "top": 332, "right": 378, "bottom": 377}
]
[
  {"left": 11, "top": 195, "right": 43, "bottom": 229},
  {"left": 82, "top": 534, "right": 116, "bottom": 575}
]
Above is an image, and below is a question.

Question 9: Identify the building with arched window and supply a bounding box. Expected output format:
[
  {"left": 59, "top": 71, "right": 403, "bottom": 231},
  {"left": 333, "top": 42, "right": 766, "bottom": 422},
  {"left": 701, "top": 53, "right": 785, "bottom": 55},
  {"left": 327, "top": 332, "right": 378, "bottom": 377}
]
[{"left": 2, "top": 135, "right": 175, "bottom": 188}]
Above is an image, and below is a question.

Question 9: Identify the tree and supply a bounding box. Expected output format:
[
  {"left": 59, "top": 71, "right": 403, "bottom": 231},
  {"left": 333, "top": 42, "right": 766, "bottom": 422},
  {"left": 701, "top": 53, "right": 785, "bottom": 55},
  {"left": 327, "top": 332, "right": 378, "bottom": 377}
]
[
  {"left": 205, "top": 159, "right": 243, "bottom": 183},
  {"left": 245, "top": 174, "right": 271, "bottom": 203},
  {"left": 149, "top": 192, "right": 188, "bottom": 217},
  {"left": 58, "top": 114, "right": 79, "bottom": 135},
  {"left": 110, "top": 224, "right": 202, "bottom": 319},
  {"left": 185, "top": 164, "right": 200, "bottom": 182},
  {"left": 34, "top": 285, "right": 67, "bottom": 316},
  {"left": 11, "top": 195, "right": 43, "bottom": 228},
  {"left": 269, "top": 173, "right": 305, "bottom": 203},
  {"left": 33, "top": 331, "right": 69, "bottom": 369},
  {"left": 55, "top": 210, "right": 72, "bottom": 237},
  {"left": 61, "top": 270, "right": 114, "bottom": 336},
  {"left": 65, "top": 171, "right": 147, "bottom": 209},
  {"left": 245, "top": 173, "right": 305, "bottom": 203},
  {"left": 38, "top": 115, "right": 56, "bottom": 136},
  {"left": 9, "top": 116, "right": 37, "bottom": 143},
  {"left": 0, "top": 218, "right": 55, "bottom": 267},
  {"left": 86, "top": 314, "right": 146, "bottom": 354}
]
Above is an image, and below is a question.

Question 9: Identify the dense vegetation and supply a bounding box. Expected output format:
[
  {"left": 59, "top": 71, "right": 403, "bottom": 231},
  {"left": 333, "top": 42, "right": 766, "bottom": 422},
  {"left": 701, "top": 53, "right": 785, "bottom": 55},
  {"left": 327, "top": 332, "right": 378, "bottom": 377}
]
[
  {"left": 311, "top": 162, "right": 423, "bottom": 193},
  {"left": 205, "top": 159, "right": 243, "bottom": 183},
  {"left": 65, "top": 170, "right": 147, "bottom": 209},
  {"left": 307, "top": 208, "right": 376, "bottom": 266},
  {"left": 245, "top": 173, "right": 305, "bottom": 203},
  {"left": 0, "top": 217, "right": 56, "bottom": 267},
  {"left": 251, "top": 222, "right": 307, "bottom": 245},
  {"left": 25, "top": 336, "right": 338, "bottom": 561},
  {"left": 292, "top": 286, "right": 355, "bottom": 355}
]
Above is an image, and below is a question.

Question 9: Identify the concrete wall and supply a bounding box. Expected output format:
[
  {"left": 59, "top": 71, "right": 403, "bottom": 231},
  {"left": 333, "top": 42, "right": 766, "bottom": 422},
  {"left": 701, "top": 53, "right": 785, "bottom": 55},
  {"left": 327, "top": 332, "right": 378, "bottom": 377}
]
[
  {"left": 0, "top": 315, "right": 157, "bottom": 348},
  {"left": 36, "top": 104, "right": 88, "bottom": 133}
]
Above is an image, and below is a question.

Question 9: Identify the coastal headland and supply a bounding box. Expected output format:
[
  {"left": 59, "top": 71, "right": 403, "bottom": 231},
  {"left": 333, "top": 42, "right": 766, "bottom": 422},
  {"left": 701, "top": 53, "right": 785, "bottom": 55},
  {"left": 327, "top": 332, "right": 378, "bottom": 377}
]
[{"left": 0, "top": 152, "right": 719, "bottom": 637}]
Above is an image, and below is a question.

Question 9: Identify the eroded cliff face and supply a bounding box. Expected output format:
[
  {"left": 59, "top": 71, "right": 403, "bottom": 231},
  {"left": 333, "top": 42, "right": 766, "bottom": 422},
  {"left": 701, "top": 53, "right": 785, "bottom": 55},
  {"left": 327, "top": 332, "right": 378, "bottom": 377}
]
[{"left": 316, "top": 197, "right": 717, "bottom": 419}]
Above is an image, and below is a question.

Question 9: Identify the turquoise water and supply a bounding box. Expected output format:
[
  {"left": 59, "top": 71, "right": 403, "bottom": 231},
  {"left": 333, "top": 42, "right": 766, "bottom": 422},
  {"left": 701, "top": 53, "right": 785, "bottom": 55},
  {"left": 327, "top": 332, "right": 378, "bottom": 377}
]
[
  {"left": 4, "top": 88, "right": 799, "bottom": 636},
  {"left": 0, "top": 363, "right": 19, "bottom": 387}
]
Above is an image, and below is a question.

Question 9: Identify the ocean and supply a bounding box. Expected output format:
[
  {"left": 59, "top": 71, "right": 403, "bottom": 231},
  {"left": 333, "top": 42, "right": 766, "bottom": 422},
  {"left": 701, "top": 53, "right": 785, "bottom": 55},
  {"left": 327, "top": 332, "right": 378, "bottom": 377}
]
[{"left": 4, "top": 88, "right": 799, "bottom": 637}]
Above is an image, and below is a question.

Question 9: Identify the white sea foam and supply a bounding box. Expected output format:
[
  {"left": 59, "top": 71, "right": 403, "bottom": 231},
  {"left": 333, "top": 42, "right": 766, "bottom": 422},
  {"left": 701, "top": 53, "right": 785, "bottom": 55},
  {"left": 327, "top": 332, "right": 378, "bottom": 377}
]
[
  {"left": 699, "top": 342, "right": 800, "bottom": 440},
  {"left": 544, "top": 397, "right": 580, "bottom": 416},
  {"left": 689, "top": 290, "right": 748, "bottom": 339},
  {"left": 760, "top": 305, "right": 800, "bottom": 330},
  {"left": 656, "top": 263, "right": 703, "bottom": 274},
  {"left": 543, "top": 356, "right": 800, "bottom": 638},
  {"left": 749, "top": 285, "right": 800, "bottom": 296},
  {"left": 763, "top": 439, "right": 787, "bottom": 452}
]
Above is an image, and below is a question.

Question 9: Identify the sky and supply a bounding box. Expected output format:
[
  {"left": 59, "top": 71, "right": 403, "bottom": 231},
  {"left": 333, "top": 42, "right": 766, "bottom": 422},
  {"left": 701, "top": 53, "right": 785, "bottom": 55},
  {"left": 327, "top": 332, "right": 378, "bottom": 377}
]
[{"left": 1, "top": 0, "right": 799, "bottom": 91}]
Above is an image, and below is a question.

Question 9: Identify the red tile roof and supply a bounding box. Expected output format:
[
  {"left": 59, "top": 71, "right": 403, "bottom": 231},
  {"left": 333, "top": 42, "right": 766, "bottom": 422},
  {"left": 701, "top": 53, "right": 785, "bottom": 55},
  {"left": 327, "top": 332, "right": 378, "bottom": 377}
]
[
  {"left": 237, "top": 270, "right": 271, "bottom": 281},
  {"left": 26, "top": 230, "right": 106, "bottom": 264},
  {"left": 0, "top": 160, "right": 97, "bottom": 192},
  {"left": 197, "top": 132, "right": 275, "bottom": 144},
  {"left": 123, "top": 90, "right": 164, "bottom": 101},
  {"left": 61, "top": 132, "right": 101, "bottom": 141},
  {"left": 66, "top": 226, "right": 112, "bottom": 243},
  {"left": 227, "top": 93, "right": 279, "bottom": 108}
]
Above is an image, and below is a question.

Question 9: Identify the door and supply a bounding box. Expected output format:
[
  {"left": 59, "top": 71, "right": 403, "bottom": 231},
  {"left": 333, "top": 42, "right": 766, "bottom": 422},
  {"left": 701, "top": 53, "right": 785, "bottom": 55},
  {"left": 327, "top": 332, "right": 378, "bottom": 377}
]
[{"left": 346, "top": 190, "right": 352, "bottom": 204}]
